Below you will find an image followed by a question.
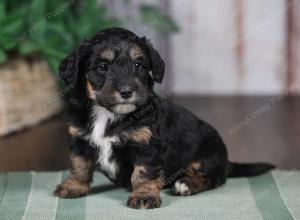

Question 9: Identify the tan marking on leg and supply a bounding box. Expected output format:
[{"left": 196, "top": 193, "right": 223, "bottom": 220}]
[
  {"left": 86, "top": 81, "right": 96, "bottom": 100},
  {"left": 185, "top": 162, "right": 203, "bottom": 176},
  {"left": 134, "top": 179, "right": 164, "bottom": 192},
  {"left": 127, "top": 127, "right": 152, "bottom": 144},
  {"left": 131, "top": 165, "right": 148, "bottom": 189},
  {"left": 173, "top": 162, "right": 207, "bottom": 196},
  {"left": 70, "top": 154, "right": 94, "bottom": 182},
  {"left": 186, "top": 162, "right": 206, "bottom": 187},
  {"left": 127, "top": 165, "right": 164, "bottom": 209},
  {"left": 129, "top": 45, "right": 144, "bottom": 60},
  {"left": 54, "top": 154, "right": 94, "bottom": 198},
  {"left": 100, "top": 49, "right": 115, "bottom": 61}
]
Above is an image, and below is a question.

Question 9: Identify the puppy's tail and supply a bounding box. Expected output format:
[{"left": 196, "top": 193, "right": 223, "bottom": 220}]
[{"left": 227, "top": 162, "right": 275, "bottom": 177}]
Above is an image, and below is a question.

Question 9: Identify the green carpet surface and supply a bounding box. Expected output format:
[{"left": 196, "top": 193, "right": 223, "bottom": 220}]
[{"left": 0, "top": 170, "right": 299, "bottom": 220}]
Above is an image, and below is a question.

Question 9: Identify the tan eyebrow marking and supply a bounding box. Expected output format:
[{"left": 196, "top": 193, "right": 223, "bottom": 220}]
[
  {"left": 129, "top": 45, "right": 145, "bottom": 60},
  {"left": 100, "top": 49, "right": 115, "bottom": 61}
]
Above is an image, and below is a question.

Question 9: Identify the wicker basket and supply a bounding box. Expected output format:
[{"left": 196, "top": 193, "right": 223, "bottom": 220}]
[{"left": 0, "top": 57, "right": 63, "bottom": 136}]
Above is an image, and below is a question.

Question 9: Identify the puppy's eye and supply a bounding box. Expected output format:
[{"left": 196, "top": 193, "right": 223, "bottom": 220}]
[
  {"left": 99, "top": 62, "right": 109, "bottom": 71},
  {"left": 134, "top": 62, "right": 143, "bottom": 71}
]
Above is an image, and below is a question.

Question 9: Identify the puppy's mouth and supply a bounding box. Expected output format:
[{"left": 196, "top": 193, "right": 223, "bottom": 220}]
[
  {"left": 95, "top": 91, "right": 147, "bottom": 114},
  {"left": 110, "top": 91, "right": 139, "bottom": 114},
  {"left": 112, "top": 103, "right": 136, "bottom": 114}
]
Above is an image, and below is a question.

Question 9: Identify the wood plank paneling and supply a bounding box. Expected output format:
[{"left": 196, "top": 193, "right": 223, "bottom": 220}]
[
  {"left": 170, "top": 0, "right": 239, "bottom": 95},
  {"left": 287, "top": 0, "right": 300, "bottom": 94},
  {"left": 170, "top": 0, "right": 291, "bottom": 95},
  {"left": 242, "top": 0, "right": 287, "bottom": 94}
]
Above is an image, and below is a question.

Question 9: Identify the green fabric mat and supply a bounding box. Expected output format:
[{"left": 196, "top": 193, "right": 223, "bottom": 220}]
[{"left": 0, "top": 170, "right": 299, "bottom": 220}]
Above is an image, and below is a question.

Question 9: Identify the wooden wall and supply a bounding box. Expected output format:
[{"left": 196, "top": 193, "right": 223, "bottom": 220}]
[
  {"left": 169, "top": 0, "right": 300, "bottom": 95},
  {"left": 288, "top": 0, "right": 300, "bottom": 93}
]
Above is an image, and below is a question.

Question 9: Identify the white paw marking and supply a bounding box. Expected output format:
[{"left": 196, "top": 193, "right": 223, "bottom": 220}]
[{"left": 174, "top": 181, "right": 191, "bottom": 196}]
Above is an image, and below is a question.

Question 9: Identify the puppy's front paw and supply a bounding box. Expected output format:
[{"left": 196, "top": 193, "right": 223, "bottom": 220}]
[
  {"left": 54, "top": 178, "right": 89, "bottom": 198},
  {"left": 127, "top": 191, "right": 161, "bottom": 209}
]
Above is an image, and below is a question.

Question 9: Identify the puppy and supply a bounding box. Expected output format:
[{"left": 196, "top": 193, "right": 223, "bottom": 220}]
[{"left": 54, "top": 28, "right": 274, "bottom": 209}]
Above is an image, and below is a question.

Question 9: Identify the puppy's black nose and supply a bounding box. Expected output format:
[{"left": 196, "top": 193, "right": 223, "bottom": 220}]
[{"left": 120, "top": 90, "right": 133, "bottom": 99}]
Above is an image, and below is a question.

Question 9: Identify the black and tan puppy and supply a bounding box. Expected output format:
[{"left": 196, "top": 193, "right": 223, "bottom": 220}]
[{"left": 54, "top": 28, "right": 274, "bottom": 209}]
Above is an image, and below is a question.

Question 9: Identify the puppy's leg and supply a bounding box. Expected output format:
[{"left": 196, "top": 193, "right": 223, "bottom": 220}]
[
  {"left": 54, "top": 153, "right": 94, "bottom": 198},
  {"left": 127, "top": 165, "right": 164, "bottom": 209},
  {"left": 173, "top": 161, "right": 226, "bottom": 196}
]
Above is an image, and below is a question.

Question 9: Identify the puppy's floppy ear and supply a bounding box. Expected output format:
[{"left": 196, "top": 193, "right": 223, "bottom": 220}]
[
  {"left": 144, "top": 38, "right": 165, "bottom": 84},
  {"left": 59, "top": 45, "right": 83, "bottom": 88}
]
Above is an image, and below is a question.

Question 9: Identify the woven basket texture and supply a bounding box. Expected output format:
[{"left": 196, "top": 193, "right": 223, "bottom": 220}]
[{"left": 0, "top": 57, "right": 63, "bottom": 136}]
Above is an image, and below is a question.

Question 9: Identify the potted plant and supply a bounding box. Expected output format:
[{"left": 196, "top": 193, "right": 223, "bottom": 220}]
[{"left": 0, "top": 0, "right": 177, "bottom": 136}]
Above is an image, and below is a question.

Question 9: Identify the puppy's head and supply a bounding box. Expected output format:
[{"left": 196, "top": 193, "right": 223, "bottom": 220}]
[{"left": 59, "top": 28, "right": 165, "bottom": 114}]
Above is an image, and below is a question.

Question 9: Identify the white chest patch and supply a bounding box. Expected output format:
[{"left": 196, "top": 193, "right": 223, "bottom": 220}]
[{"left": 90, "top": 105, "right": 119, "bottom": 179}]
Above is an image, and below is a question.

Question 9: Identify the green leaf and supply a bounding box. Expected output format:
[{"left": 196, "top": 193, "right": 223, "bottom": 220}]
[
  {"left": 19, "top": 42, "right": 39, "bottom": 55},
  {"left": 0, "top": 19, "right": 23, "bottom": 34},
  {"left": 45, "top": 56, "right": 60, "bottom": 74},
  {"left": 46, "top": 23, "right": 73, "bottom": 43},
  {"left": 42, "top": 46, "right": 66, "bottom": 60},
  {"left": 0, "top": 48, "right": 7, "bottom": 64},
  {"left": 29, "top": 20, "right": 48, "bottom": 45},
  {"left": 6, "top": 0, "right": 29, "bottom": 11},
  {"left": 140, "top": 5, "right": 179, "bottom": 36},
  {"left": 0, "top": 1, "right": 5, "bottom": 20},
  {"left": 28, "top": 0, "right": 45, "bottom": 23},
  {"left": 0, "top": 32, "right": 12, "bottom": 46}
]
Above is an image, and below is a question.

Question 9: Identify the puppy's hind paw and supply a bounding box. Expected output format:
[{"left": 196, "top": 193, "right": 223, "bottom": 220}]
[{"left": 173, "top": 180, "right": 191, "bottom": 196}]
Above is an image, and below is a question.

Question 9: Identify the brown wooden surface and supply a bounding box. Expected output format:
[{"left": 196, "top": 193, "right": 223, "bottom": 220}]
[
  {"left": 0, "top": 115, "right": 70, "bottom": 171},
  {"left": 0, "top": 96, "right": 299, "bottom": 171}
]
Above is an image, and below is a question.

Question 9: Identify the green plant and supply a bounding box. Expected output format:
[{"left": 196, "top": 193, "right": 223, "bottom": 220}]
[
  {"left": 140, "top": 5, "right": 178, "bottom": 36},
  {"left": 0, "top": 0, "right": 178, "bottom": 76}
]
